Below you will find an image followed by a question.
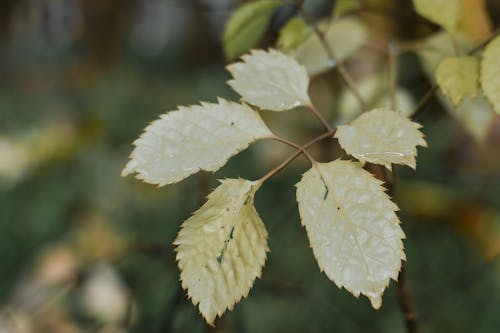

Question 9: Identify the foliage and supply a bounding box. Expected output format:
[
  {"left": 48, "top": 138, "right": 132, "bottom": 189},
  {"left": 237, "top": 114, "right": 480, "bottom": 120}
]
[{"left": 124, "top": 49, "right": 425, "bottom": 324}]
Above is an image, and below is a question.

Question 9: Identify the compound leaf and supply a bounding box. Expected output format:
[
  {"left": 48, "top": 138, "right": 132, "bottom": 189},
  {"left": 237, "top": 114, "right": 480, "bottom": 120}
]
[
  {"left": 227, "top": 49, "right": 312, "bottom": 111},
  {"left": 436, "top": 56, "right": 479, "bottom": 106},
  {"left": 335, "top": 109, "right": 427, "bottom": 169},
  {"left": 480, "top": 36, "right": 500, "bottom": 114},
  {"left": 296, "top": 160, "right": 405, "bottom": 309},
  {"left": 223, "top": 0, "right": 281, "bottom": 61},
  {"left": 175, "top": 179, "right": 269, "bottom": 325},
  {"left": 121, "top": 98, "right": 272, "bottom": 186},
  {"left": 412, "top": 0, "right": 462, "bottom": 32}
]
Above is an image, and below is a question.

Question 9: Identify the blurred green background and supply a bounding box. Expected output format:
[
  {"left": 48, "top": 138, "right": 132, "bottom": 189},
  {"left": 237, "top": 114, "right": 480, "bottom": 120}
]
[{"left": 0, "top": 0, "right": 499, "bottom": 332}]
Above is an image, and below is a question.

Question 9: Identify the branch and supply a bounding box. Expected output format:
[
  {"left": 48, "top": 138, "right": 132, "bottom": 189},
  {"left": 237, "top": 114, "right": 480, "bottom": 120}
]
[
  {"left": 258, "top": 130, "right": 335, "bottom": 184},
  {"left": 397, "top": 265, "right": 419, "bottom": 333},
  {"left": 388, "top": 41, "right": 399, "bottom": 111},
  {"left": 299, "top": 9, "right": 369, "bottom": 111},
  {"left": 272, "top": 135, "right": 316, "bottom": 164},
  {"left": 306, "top": 103, "right": 334, "bottom": 132}
]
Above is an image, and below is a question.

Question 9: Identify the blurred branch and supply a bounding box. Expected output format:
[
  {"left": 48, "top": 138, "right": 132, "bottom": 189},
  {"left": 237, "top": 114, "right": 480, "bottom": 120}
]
[
  {"left": 373, "top": 165, "right": 419, "bottom": 333},
  {"left": 397, "top": 266, "right": 419, "bottom": 333},
  {"left": 299, "top": 8, "right": 369, "bottom": 111}
]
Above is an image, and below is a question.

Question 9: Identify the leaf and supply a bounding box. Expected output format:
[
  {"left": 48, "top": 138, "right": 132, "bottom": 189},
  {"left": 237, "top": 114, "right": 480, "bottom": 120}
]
[
  {"left": 480, "top": 36, "right": 500, "bottom": 114},
  {"left": 417, "top": 31, "right": 473, "bottom": 77},
  {"left": 296, "top": 160, "right": 405, "bottom": 309},
  {"left": 332, "top": 0, "right": 361, "bottom": 18},
  {"left": 335, "top": 109, "right": 427, "bottom": 169},
  {"left": 277, "top": 18, "right": 312, "bottom": 51},
  {"left": 121, "top": 98, "right": 272, "bottom": 186},
  {"left": 417, "top": 32, "right": 494, "bottom": 142},
  {"left": 223, "top": 0, "right": 281, "bottom": 61},
  {"left": 290, "top": 17, "right": 367, "bottom": 76},
  {"left": 175, "top": 179, "right": 269, "bottom": 325},
  {"left": 440, "top": 92, "right": 495, "bottom": 143},
  {"left": 412, "top": 0, "right": 462, "bottom": 32},
  {"left": 435, "top": 56, "right": 479, "bottom": 106},
  {"left": 227, "top": 49, "right": 312, "bottom": 111}
]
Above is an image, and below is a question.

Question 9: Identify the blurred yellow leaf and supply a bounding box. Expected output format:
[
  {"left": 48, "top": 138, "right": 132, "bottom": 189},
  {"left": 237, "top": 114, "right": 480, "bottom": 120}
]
[
  {"left": 290, "top": 17, "right": 367, "bottom": 76},
  {"left": 436, "top": 56, "right": 479, "bottom": 106},
  {"left": 480, "top": 36, "right": 500, "bottom": 114},
  {"left": 413, "top": 0, "right": 462, "bottom": 32}
]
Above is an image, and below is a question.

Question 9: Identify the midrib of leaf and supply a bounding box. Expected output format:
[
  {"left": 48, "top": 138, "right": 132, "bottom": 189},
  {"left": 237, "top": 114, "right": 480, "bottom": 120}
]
[
  {"left": 316, "top": 166, "right": 372, "bottom": 279},
  {"left": 216, "top": 187, "right": 256, "bottom": 266}
]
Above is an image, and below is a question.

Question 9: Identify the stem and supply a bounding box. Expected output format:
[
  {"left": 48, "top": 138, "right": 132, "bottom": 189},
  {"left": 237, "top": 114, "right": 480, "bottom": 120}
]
[
  {"left": 397, "top": 265, "right": 419, "bottom": 333},
  {"left": 299, "top": 9, "right": 368, "bottom": 111},
  {"left": 258, "top": 131, "right": 335, "bottom": 184},
  {"left": 411, "top": 84, "right": 438, "bottom": 119},
  {"left": 469, "top": 26, "right": 500, "bottom": 55},
  {"left": 307, "top": 104, "right": 334, "bottom": 132},
  {"left": 271, "top": 135, "right": 316, "bottom": 163},
  {"left": 375, "top": 164, "right": 418, "bottom": 333},
  {"left": 448, "top": 32, "right": 459, "bottom": 56},
  {"left": 388, "top": 41, "right": 399, "bottom": 111}
]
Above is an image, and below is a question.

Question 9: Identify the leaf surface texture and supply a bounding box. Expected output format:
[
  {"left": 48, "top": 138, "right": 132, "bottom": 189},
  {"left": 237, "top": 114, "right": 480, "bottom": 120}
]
[
  {"left": 175, "top": 179, "right": 269, "bottom": 324},
  {"left": 296, "top": 160, "right": 405, "bottom": 309},
  {"left": 122, "top": 98, "right": 272, "bottom": 185},
  {"left": 227, "top": 49, "right": 312, "bottom": 111},
  {"left": 335, "top": 109, "right": 427, "bottom": 169}
]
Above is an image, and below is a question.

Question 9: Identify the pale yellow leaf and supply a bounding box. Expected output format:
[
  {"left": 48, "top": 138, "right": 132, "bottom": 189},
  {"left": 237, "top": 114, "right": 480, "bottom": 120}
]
[
  {"left": 175, "top": 179, "right": 269, "bottom": 324},
  {"left": 291, "top": 17, "right": 367, "bottom": 76},
  {"left": 335, "top": 109, "right": 427, "bottom": 169},
  {"left": 227, "top": 49, "right": 312, "bottom": 111},
  {"left": 296, "top": 160, "right": 405, "bottom": 309},
  {"left": 413, "top": 0, "right": 462, "bottom": 32},
  {"left": 436, "top": 56, "right": 479, "bottom": 106},
  {"left": 121, "top": 98, "right": 272, "bottom": 186},
  {"left": 480, "top": 36, "right": 500, "bottom": 114}
]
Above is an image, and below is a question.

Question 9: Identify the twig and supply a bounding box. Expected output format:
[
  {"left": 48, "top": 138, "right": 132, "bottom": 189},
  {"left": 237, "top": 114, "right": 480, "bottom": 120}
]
[
  {"left": 258, "top": 131, "right": 335, "bottom": 184},
  {"left": 411, "top": 84, "right": 438, "bottom": 119},
  {"left": 307, "top": 103, "right": 334, "bottom": 132},
  {"left": 388, "top": 41, "right": 399, "bottom": 111},
  {"left": 397, "top": 266, "right": 419, "bottom": 333},
  {"left": 272, "top": 135, "right": 316, "bottom": 164},
  {"left": 469, "top": 26, "right": 500, "bottom": 54}
]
